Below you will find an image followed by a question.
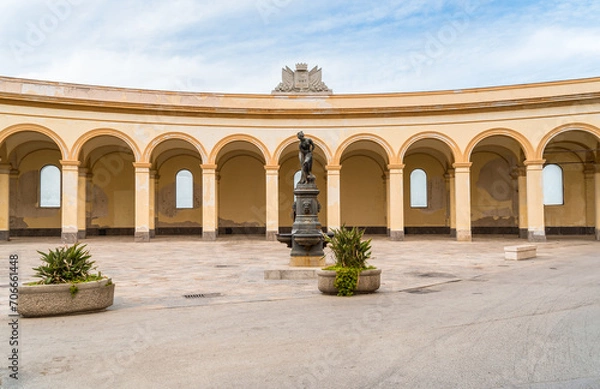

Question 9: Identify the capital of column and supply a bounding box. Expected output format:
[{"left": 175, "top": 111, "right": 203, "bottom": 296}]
[
  {"left": 387, "top": 163, "right": 405, "bottom": 171},
  {"left": 201, "top": 163, "right": 217, "bottom": 171},
  {"left": 326, "top": 165, "right": 341, "bottom": 172},
  {"left": 264, "top": 165, "right": 280, "bottom": 174},
  {"left": 524, "top": 159, "right": 545, "bottom": 169},
  {"left": 0, "top": 163, "right": 12, "bottom": 174},
  {"left": 132, "top": 162, "right": 152, "bottom": 170},
  {"left": 444, "top": 168, "right": 455, "bottom": 179},
  {"left": 60, "top": 160, "right": 80, "bottom": 171},
  {"left": 452, "top": 162, "right": 472, "bottom": 173}
]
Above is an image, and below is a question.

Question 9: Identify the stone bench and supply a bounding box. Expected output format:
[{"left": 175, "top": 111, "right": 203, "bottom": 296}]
[{"left": 504, "top": 245, "right": 537, "bottom": 260}]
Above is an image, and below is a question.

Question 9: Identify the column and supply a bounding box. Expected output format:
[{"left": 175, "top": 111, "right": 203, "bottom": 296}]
[
  {"left": 265, "top": 165, "right": 279, "bottom": 241},
  {"left": 77, "top": 168, "right": 88, "bottom": 239},
  {"left": 149, "top": 169, "right": 157, "bottom": 238},
  {"left": 326, "top": 165, "right": 341, "bottom": 231},
  {"left": 453, "top": 162, "right": 472, "bottom": 241},
  {"left": 60, "top": 160, "right": 80, "bottom": 244},
  {"left": 515, "top": 167, "right": 528, "bottom": 239},
  {"left": 595, "top": 164, "right": 600, "bottom": 240},
  {"left": 584, "top": 165, "right": 595, "bottom": 233},
  {"left": 388, "top": 164, "right": 404, "bottom": 240},
  {"left": 445, "top": 169, "right": 456, "bottom": 237},
  {"left": 202, "top": 164, "right": 217, "bottom": 240},
  {"left": 525, "top": 160, "right": 546, "bottom": 242},
  {"left": 0, "top": 164, "right": 11, "bottom": 240},
  {"left": 133, "top": 162, "right": 151, "bottom": 242}
]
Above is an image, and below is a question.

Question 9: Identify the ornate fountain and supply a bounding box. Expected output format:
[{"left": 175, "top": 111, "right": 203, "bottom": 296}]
[{"left": 277, "top": 132, "right": 331, "bottom": 267}]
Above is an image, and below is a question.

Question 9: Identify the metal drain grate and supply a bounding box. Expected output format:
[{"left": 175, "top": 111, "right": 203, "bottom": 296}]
[{"left": 183, "top": 293, "right": 222, "bottom": 299}]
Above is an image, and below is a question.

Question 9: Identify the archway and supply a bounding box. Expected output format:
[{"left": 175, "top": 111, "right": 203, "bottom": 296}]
[
  {"left": 0, "top": 129, "right": 63, "bottom": 238},
  {"left": 149, "top": 137, "right": 204, "bottom": 236},
  {"left": 542, "top": 129, "right": 600, "bottom": 237},
  {"left": 215, "top": 140, "right": 267, "bottom": 235}
]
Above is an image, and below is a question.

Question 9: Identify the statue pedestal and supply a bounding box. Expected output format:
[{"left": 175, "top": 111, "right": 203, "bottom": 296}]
[{"left": 278, "top": 182, "right": 329, "bottom": 267}]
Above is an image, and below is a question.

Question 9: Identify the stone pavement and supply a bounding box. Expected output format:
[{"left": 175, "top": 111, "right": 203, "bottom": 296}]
[{"left": 0, "top": 234, "right": 596, "bottom": 313}]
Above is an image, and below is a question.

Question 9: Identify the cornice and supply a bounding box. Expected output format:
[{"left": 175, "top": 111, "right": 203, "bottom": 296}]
[{"left": 2, "top": 75, "right": 600, "bottom": 119}]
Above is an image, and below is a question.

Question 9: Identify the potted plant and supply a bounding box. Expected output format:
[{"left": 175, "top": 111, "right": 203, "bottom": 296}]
[
  {"left": 18, "top": 243, "right": 115, "bottom": 317},
  {"left": 317, "top": 225, "right": 381, "bottom": 296}
]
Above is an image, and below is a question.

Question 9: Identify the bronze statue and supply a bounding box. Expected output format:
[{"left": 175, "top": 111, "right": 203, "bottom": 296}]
[{"left": 297, "top": 131, "right": 315, "bottom": 184}]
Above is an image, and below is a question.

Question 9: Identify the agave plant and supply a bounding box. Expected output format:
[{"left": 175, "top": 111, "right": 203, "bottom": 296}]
[
  {"left": 33, "top": 243, "right": 103, "bottom": 285},
  {"left": 324, "top": 225, "right": 373, "bottom": 296}
]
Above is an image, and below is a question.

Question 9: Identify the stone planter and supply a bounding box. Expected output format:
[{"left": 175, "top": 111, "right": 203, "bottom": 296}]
[
  {"left": 18, "top": 278, "right": 115, "bottom": 318},
  {"left": 317, "top": 269, "right": 381, "bottom": 295}
]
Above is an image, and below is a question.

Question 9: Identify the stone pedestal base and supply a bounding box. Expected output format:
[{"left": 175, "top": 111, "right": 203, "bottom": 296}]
[
  {"left": 134, "top": 231, "right": 150, "bottom": 242},
  {"left": 289, "top": 256, "right": 325, "bottom": 267},
  {"left": 77, "top": 230, "right": 86, "bottom": 240},
  {"left": 596, "top": 229, "right": 600, "bottom": 241},
  {"left": 0, "top": 230, "right": 8, "bottom": 241},
  {"left": 61, "top": 232, "right": 78, "bottom": 244},
  {"left": 202, "top": 230, "right": 217, "bottom": 241},
  {"left": 519, "top": 228, "right": 528, "bottom": 239},
  {"left": 266, "top": 230, "right": 277, "bottom": 241},
  {"left": 456, "top": 229, "right": 472, "bottom": 241},
  {"left": 528, "top": 230, "right": 546, "bottom": 242},
  {"left": 389, "top": 230, "right": 404, "bottom": 241}
]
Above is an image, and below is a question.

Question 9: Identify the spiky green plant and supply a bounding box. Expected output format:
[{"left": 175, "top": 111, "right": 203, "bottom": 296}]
[
  {"left": 33, "top": 243, "right": 103, "bottom": 285},
  {"left": 325, "top": 225, "right": 372, "bottom": 269},
  {"left": 324, "top": 225, "right": 373, "bottom": 296}
]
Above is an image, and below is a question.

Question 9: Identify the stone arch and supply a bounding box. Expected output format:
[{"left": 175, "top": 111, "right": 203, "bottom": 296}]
[
  {"left": 536, "top": 122, "right": 600, "bottom": 159},
  {"left": 465, "top": 128, "right": 534, "bottom": 162},
  {"left": 0, "top": 123, "right": 68, "bottom": 160},
  {"left": 332, "top": 133, "right": 395, "bottom": 166},
  {"left": 399, "top": 131, "right": 462, "bottom": 163},
  {"left": 143, "top": 132, "right": 208, "bottom": 163},
  {"left": 273, "top": 133, "right": 332, "bottom": 165},
  {"left": 71, "top": 128, "right": 141, "bottom": 161},
  {"left": 208, "top": 134, "right": 271, "bottom": 165}
]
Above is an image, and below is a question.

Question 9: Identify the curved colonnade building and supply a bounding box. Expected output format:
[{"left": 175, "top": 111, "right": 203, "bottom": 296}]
[{"left": 1, "top": 74, "right": 600, "bottom": 243}]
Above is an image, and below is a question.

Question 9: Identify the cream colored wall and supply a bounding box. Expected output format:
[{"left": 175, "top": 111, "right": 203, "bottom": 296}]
[
  {"left": 403, "top": 154, "right": 448, "bottom": 227},
  {"left": 218, "top": 155, "right": 266, "bottom": 228},
  {"left": 89, "top": 151, "right": 135, "bottom": 228},
  {"left": 1, "top": 76, "right": 600, "bottom": 238},
  {"left": 470, "top": 152, "right": 518, "bottom": 228},
  {"left": 340, "top": 156, "right": 386, "bottom": 227},
  {"left": 156, "top": 155, "right": 202, "bottom": 228},
  {"left": 12, "top": 149, "right": 61, "bottom": 229},
  {"left": 543, "top": 156, "right": 587, "bottom": 227}
]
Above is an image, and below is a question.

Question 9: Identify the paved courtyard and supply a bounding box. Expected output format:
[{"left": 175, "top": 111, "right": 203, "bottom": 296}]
[{"left": 1, "top": 235, "right": 599, "bottom": 388}]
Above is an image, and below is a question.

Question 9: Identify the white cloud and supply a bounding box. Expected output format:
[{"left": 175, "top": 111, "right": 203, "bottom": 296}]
[{"left": 1, "top": 0, "right": 599, "bottom": 94}]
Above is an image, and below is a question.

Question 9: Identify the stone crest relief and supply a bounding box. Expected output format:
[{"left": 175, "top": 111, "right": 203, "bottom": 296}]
[{"left": 272, "top": 63, "right": 332, "bottom": 95}]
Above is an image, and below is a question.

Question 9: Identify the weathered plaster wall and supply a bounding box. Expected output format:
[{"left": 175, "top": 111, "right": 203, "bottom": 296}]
[
  {"left": 89, "top": 151, "right": 135, "bottom": 228},
  {"left": 341, "top": 156, "right": 386, "bottom": 227},
  {"left": 218, "top": 155, "right": 266, "bottom": 228},
  {"left": 11, "top": 149, "right": 61, "bottom": 229},
  {"left": 156, "top": 155, "right": 202, "bottom": 228},
  {"left": 403, "top": 154, "right": 448, "bottom": 227},
  {"left": 470, "top": 153, "right": 518, "bottom": 228}
]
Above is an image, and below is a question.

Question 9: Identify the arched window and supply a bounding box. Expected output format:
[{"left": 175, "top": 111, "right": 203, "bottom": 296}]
[
  {"left": 543, "top": 164, "right": 563, "bottom": 205},
  {"left": 293, "top": 170, "right": 301, "bottom": 199},
  {"left": 40, "top": 165, "right": 61, "bottom": 207},
  {"left": 410, "top": 168, "right": 427, "bottom": 208},
  {"left": 176, "top": 169, "right": 194, "bottom": 209}
]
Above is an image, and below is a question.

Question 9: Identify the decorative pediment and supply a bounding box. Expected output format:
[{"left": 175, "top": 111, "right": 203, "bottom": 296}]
[{"left": 272, "top": 63, "right": 332, "bottom": 95}]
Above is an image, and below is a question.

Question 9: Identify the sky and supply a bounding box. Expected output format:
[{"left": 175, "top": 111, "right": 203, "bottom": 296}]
[{"left": 1, "top": 0, "right": 600, "bottom": 94}]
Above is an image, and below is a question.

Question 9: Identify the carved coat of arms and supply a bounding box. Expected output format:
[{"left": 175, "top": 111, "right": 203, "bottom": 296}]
[{"left": 272, "top": 63, "right": 332, "bottom": 95}]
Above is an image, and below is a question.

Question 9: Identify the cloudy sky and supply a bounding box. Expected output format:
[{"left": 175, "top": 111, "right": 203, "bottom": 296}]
[{"left": 1, "top": 0, "right": 599, "bottom": 94}]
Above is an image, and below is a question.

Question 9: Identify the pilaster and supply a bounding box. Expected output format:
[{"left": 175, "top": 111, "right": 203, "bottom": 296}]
[
  {"left": 265, "top": 165, "right": 279, "bottom": 241},
  {"left": 453, "top": 162, "right": 472, "bottom": 241},
  {"left": 0, "top": 164, "right": 11, "bottom": 240},
  {"left": 388, "top": 164, "right": 405, "bottom": 240},
  {"left": 202, "top": 164, "right": 217, "bottom": 240},
  {"left": 525, "top": 160, "right": 546, "bottom": 242},
  {"left": 325, "top": 165, "right": 341, "bottom": 231},
  {"left": 133, "top": 162, "right": 151, "bottom": 242},
  {"left": 60, "top": 160, "right": 80, "bottom": 244}
]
